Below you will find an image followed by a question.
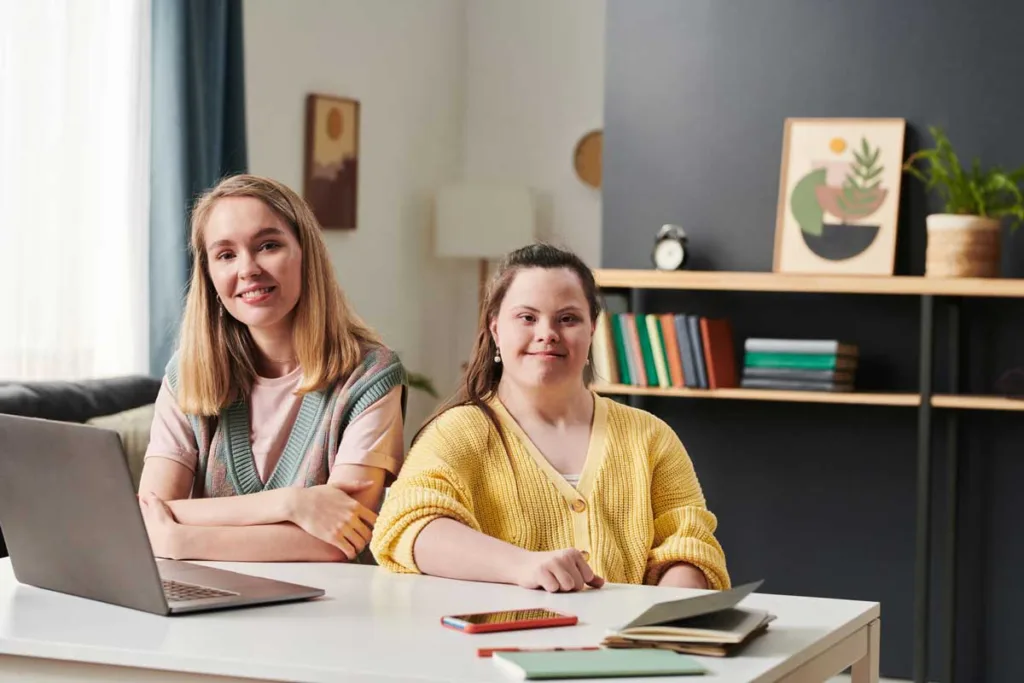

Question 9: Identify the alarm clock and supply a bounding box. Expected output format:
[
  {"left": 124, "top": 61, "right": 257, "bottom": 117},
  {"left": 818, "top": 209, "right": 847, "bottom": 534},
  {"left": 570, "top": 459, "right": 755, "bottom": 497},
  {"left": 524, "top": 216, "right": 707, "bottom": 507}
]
[{"left": 652, "top": 224, "right": 689, "bottom": 271}]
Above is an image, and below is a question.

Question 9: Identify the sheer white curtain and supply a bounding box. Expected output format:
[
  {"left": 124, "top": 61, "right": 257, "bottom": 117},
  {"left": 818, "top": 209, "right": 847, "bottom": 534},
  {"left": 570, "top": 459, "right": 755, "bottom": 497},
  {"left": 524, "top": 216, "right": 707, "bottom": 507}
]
[{"left": 0, "top": 0, "right": 150, "bottom": 380}]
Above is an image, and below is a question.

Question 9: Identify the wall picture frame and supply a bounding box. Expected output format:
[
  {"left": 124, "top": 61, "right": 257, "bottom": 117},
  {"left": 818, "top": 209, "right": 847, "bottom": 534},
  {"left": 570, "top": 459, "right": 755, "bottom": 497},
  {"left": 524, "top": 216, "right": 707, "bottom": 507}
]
[
  {"left": 303, "top": 93, "right": 360, "bottom": 230},
  {"left": 773, "top": 117, "right": 906, "bottom": 275}
]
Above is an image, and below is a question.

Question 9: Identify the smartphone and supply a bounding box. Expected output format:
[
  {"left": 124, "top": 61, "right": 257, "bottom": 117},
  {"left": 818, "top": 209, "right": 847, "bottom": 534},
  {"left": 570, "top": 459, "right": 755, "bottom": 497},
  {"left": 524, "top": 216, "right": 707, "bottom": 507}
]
[{"left": 440, "top": 608, "right": 578, "bottom": 634}]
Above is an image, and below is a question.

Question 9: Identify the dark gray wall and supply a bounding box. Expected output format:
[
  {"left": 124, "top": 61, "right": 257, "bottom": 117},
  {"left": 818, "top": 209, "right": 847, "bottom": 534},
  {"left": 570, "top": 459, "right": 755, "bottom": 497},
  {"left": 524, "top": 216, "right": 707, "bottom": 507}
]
[{"left": 604, "top": 1, "right": 1024, "bottom": 680}]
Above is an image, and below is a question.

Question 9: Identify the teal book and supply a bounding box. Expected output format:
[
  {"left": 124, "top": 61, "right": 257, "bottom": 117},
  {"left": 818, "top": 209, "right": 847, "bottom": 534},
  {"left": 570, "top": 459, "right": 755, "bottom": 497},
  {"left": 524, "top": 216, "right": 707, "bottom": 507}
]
[
  {"left": 491, "top": 649, "right": 706, "bottom": 680},
  {"left": 610, "top": 314, "right": 632, "bottom": 386},
  {"left": 743, "top": 352, "right": 856, "bottom": 370}
]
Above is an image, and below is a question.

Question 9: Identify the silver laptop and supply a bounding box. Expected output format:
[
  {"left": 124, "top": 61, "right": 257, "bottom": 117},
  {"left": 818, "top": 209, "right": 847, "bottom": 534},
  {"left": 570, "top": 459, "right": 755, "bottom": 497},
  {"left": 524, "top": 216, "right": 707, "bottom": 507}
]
[{"left": 0, "top": 413, "right": 325, "bottom": 615}]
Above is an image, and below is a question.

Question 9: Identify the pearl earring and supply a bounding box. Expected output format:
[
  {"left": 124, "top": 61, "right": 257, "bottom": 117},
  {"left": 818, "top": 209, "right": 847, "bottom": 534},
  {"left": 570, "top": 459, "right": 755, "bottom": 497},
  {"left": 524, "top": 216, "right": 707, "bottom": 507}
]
[{"left": 494, "top": 348, "right": 502, "bottom": 364}]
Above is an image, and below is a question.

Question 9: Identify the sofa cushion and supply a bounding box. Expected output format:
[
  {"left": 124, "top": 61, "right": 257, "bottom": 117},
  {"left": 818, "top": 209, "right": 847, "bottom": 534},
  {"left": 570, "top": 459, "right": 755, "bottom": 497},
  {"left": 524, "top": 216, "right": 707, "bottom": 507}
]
[{"left": 87, "top": 403, "right": 156, "bottom": 491}]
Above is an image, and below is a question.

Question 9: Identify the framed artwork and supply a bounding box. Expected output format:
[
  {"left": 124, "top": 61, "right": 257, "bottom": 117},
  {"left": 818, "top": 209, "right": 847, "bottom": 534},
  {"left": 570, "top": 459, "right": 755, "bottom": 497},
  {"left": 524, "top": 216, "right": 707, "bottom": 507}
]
[
  {"left": 304, "top": 93, "right": 360, "bottom": 230},
  {"left": 773, "top": 118, "right": 906, "bottom": 274}
]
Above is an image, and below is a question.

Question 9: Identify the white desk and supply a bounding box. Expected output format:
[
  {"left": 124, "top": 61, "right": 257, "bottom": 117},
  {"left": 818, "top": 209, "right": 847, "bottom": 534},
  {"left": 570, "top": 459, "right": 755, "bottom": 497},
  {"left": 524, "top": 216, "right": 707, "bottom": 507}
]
[{"left": 0, "top": 559, "right": 879, "bottom": 682}]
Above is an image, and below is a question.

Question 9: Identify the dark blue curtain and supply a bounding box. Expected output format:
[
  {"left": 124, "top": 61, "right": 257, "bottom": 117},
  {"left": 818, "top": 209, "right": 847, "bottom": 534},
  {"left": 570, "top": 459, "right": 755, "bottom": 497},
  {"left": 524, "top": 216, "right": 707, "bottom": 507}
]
[{"left": 149, "top": 0, "right": 248, "bottom": 376}]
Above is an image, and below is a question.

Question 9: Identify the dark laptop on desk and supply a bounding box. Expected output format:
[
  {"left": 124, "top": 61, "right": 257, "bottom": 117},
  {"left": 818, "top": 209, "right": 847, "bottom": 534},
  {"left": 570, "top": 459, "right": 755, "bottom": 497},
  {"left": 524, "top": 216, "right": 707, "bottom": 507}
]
[{"left": 0, "top": 413, "right": 325, "bottom": 615}]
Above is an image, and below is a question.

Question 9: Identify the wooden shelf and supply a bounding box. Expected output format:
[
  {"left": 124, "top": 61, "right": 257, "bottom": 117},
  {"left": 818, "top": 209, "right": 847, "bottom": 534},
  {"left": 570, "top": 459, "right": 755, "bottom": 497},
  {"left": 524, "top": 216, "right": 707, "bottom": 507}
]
[
  {"left": 931, "top": 394, "right": 1024, "bottom": 411},
  {"left": 594, "top": 268, "right": 1024, "bottom": 298},
  {"left": 593, "top": 383, "right": 921, "bottom": 407},
  {"left": 594, "top": 386, "right": 1024, "bottom": 411}
]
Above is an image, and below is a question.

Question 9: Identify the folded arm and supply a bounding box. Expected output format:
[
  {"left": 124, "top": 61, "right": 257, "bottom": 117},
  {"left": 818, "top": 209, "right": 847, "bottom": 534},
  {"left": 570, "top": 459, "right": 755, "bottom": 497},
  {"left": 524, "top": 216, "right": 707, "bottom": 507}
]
[
  {"left": 139, "top": 459, "right": 385, "bottom": 562},
  {"left": 139, "top": 458, "right": 385, "bottom": 526},
  {"left": 163, "top": 521, "right": 349, "bottom": 563}
]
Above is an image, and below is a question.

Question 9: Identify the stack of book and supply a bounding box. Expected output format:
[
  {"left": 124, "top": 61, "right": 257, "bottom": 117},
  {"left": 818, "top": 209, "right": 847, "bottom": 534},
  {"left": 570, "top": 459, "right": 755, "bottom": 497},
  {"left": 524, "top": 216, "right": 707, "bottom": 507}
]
[
  {"left": 601, "top": 580, "right": 773, "bottom": 658},
  {"left": 740, "top": 338, "right": 858, "bottom": 392},
  {"left": 590, "top": 312, "right": 738, "bottom": 390}
]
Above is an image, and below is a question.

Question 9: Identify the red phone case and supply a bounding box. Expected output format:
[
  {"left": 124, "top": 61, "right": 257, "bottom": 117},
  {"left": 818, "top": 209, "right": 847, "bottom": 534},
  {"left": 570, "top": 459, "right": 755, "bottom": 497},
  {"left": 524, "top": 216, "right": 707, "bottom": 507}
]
[{"left": 440, "top": 610, "right": 578, "bottom": 634}]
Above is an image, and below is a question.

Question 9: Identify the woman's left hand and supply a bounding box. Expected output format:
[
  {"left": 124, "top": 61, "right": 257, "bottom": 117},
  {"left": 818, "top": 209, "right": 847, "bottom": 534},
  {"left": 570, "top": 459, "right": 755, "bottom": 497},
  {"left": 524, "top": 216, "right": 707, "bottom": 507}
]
[{"left": 140, "top": 492, "right": 181, "bottom": 559}]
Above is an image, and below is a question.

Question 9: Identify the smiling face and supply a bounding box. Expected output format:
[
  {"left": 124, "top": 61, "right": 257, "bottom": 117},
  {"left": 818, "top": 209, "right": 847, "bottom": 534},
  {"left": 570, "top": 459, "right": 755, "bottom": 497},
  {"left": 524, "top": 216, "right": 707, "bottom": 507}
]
[
  {"left": 203, "top": 197, "right": 303, "bottom": 334},
  {"left": 489, "top": 267, "right": 595, "bottom": 391}
]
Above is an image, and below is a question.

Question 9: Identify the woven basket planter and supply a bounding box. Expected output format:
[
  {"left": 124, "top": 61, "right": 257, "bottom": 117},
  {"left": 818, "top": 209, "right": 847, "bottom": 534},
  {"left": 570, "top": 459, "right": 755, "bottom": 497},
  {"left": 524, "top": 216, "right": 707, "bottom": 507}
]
[{"left": 925, "top": 214, "right": 1001, "bottom": 278}]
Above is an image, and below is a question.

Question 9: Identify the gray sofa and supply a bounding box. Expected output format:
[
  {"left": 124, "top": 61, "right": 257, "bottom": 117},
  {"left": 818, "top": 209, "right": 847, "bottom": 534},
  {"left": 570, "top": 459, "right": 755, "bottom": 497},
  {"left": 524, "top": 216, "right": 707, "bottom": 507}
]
[{"left": 0, "top": 375, "right": 162, "bottom": 558}]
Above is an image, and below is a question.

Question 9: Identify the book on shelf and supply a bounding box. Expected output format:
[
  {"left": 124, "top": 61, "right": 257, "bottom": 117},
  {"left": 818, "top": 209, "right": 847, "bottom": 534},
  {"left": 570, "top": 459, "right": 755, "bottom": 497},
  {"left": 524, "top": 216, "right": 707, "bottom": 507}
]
[
  {"left": 743, "top": 352, "right": 857, "bottom": 371},
  {"left": 744, "top": 338, "right": 858, "bottom": 356},
  {"left": 739, "top": 338, "right": 859, "bottom": 392},
  {"left": 591, "top": 313, "right": 619, "bottom": 385},
  {"left": 658, "top": 314, "right": 685, "bottom": 387},
  {"left": 740, "top": 378, "right": 853, "bottom": 392},
  {"left": 700, "top": 317, "right": 739, "bottom": 389},
  {"left": 742, "top": 367, "right": 854, "bottom": 382},
  {"left": 593, "top": 312, "right": 865, "bottom": 396},
  {"left": 595, "top": 312, "right": 740, "bottom": 391}
]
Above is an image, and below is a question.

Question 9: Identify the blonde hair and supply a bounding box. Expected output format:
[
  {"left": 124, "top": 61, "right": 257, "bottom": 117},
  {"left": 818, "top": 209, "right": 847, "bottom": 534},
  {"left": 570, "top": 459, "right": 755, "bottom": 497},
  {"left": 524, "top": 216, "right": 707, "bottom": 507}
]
[{"left": 175, "top": 174, "right": 381, "bottom": 415}]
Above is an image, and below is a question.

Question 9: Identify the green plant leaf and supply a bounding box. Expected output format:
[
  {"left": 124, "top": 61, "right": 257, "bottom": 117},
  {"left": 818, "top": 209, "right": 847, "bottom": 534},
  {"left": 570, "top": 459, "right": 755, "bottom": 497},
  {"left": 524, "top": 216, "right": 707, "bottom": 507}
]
[
  {"left": 406, "top": 371, "right": 439, "bottom": 398},
  {"left": 903, "top": 125, "right": 1024, "bottom": 226}
]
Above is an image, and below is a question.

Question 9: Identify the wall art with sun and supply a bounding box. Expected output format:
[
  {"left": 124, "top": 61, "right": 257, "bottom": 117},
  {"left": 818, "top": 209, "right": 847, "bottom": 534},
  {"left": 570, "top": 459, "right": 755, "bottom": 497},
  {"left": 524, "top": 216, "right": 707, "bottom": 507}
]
[
  {"left": 773, "top": 118, "right": 906, "bottom": 274},
  {"left": 303, "top": 93, "right": 360, "bottom": 230}
]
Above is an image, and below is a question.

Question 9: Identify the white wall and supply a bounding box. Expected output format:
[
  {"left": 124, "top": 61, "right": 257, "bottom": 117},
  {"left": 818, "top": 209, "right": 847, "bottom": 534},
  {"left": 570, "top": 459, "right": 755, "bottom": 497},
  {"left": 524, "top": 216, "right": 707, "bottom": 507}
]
[
  {"left": 244, "top": 0, "right": 606, "bottom": 437},
  {"left": 463, "top": 0, "right": 606, "bottom": 266},
  {"left": 244, "top": 0, "right": 474, "bottom": 438}
]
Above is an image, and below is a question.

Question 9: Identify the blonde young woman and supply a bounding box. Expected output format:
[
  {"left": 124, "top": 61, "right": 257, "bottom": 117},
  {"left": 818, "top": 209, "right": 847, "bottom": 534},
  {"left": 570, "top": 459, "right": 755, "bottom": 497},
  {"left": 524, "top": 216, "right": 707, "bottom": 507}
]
[
  {"left": 138, "top": 175, "right": 406, "bottom": 563},
  {"left": 371, "top": 244, "right": 729, "bottom": 592}
]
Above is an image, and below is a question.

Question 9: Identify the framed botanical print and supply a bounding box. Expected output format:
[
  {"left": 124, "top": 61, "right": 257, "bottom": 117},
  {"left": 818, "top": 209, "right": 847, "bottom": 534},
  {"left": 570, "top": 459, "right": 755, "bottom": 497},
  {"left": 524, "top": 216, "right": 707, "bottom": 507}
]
[{"left": 774, "top": 118, "right": 906, "bottom": 275}]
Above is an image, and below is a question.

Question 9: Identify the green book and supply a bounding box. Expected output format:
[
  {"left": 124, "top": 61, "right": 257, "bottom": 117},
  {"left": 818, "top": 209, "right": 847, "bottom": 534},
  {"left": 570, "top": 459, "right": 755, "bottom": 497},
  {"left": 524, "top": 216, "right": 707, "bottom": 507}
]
[
  {"left": 610, "top": 314, "right": 631, "bottom": 386},
  {"left": 633, "top": 316, "right": 660, "bottom": 387},
  {"left": 744, "top": 352, "right": 855, "bottom": 370},
  {"left": 491, "top": 649, "right": 706, "bottom": 680}
]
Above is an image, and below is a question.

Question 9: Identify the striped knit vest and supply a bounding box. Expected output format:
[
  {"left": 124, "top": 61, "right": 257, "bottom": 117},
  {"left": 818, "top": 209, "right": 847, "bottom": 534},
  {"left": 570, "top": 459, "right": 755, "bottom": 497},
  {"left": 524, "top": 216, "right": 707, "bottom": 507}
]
[{"left": 165, "top": 346, "right": 406, "bottom": 498}]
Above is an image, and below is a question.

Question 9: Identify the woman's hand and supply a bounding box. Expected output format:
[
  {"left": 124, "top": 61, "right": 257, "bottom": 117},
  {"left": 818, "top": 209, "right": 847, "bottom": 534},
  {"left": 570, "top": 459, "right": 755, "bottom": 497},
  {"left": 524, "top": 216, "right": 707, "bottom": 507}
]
[
  {"left": 287, "top": 481, "right": 378, "bottom": 560},
  {"left": 513, "top": 548, "right": 605, "bottom": 592},
  {"left": 140, "top": 492, "right": 181, "bottom": 559}
]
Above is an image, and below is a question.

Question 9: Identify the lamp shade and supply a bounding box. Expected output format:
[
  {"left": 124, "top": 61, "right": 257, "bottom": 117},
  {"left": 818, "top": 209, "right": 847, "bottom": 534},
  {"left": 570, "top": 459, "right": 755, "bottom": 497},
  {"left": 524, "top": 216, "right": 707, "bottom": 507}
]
[{"left": 434, "top": 184, "right": 536, "bottom": 259}]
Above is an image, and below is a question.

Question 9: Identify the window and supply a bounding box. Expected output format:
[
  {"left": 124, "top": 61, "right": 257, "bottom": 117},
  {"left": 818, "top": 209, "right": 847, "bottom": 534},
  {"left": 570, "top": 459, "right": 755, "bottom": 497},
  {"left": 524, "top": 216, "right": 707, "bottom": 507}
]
[{"left": 0, "top": 0, "right": 150, "bottom": 380}]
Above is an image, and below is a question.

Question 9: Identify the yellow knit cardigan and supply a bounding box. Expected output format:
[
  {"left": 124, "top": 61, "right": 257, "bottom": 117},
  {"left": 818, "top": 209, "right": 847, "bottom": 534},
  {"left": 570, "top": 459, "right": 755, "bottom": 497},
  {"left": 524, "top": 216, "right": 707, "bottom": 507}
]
[{"left": 370, "top": 394, "right": 730, "bottom": 588}]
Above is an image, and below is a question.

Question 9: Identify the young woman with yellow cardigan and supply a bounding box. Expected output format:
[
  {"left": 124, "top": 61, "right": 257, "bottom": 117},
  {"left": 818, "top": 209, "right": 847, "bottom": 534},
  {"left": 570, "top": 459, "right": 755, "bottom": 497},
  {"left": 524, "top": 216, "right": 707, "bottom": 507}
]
[{"left": 371, "top": 244, "right": 729, "bottom": 592}]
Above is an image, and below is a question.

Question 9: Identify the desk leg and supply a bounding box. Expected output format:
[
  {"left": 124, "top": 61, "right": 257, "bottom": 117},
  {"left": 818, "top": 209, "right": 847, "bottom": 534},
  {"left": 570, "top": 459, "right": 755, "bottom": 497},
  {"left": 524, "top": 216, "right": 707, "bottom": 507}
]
[{"left": 850, "top": 619, "right": 880, "bottom": 683}]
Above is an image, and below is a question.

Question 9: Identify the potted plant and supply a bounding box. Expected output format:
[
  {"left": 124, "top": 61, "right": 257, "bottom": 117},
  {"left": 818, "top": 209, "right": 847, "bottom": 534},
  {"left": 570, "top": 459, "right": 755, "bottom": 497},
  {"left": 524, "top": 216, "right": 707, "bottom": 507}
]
[{"left": 903, "top": 126, "right": 1024, "bottom": 277}]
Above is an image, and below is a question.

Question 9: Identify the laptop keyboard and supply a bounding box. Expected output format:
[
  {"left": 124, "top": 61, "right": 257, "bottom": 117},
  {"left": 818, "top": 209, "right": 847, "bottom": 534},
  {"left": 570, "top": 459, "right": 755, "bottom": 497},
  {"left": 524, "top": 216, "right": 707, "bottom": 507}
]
[{"left": 162, "top": 578, "right": 239, "bottom": 602}]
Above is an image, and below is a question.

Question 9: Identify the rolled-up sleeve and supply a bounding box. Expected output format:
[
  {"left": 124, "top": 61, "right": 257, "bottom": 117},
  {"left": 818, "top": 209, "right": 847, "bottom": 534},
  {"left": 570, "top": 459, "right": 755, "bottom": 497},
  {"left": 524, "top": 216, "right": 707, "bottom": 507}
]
[
  {"left": 332, "top": 386, "right": 405, "bottom": 481},
  {"left": 369, "top": 421, "right": 481, "bottom": 573},
  {"left": 143, "top": 377, "right": 199, "bottom": 474},
  {"left": 644, "top": 425, "right": 731, "bottom": 589}
]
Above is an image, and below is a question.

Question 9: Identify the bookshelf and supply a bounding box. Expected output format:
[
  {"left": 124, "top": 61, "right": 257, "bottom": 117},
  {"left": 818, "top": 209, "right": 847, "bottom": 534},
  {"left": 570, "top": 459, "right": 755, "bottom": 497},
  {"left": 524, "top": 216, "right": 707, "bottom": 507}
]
[
  {"left": 931, "top": 394, "right": 1024, "bottom": 411},
  {"left": 595, "top": 384, "right": 1024, "bottom": 411},
  {"left": 596, "top": 268, "right": 1024, "bottom": 298},
  {"left": 592, "top": 267, "right": 1024, "bottom": 683},
  {"left": 594, "top": 383, "right": 921, "bottom": 407}
]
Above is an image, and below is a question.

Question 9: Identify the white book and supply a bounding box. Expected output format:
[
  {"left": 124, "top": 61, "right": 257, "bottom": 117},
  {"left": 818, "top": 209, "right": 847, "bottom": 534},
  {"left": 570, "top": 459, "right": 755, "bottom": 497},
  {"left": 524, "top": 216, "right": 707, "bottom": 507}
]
[{"left": 744, "top": 338, "right": 858, "bottom": 356}]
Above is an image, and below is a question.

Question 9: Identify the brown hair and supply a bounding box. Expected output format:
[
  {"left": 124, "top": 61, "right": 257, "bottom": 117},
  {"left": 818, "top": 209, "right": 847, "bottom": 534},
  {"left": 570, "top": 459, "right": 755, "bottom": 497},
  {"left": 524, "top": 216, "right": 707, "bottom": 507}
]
[
  {"left": 415, "top": 242, "right": 601, "bottom": 444},
  {"left": 176, "top": 174, "right": 381, "bottom": 415}
]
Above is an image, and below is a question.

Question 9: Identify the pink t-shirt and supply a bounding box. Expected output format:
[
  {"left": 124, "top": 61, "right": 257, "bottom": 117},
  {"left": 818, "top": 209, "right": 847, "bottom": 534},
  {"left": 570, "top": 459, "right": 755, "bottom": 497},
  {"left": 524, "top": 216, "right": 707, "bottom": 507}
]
[{"left": 145, "top": 365, "right": 405, "bottom": 484}]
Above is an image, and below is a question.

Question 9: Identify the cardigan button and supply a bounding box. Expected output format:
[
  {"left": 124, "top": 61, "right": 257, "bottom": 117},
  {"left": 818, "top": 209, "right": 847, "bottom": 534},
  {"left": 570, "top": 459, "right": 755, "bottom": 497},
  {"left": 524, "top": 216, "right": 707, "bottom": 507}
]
[{"left": 571, "top": 499, "right": 587, "bottom": 513}]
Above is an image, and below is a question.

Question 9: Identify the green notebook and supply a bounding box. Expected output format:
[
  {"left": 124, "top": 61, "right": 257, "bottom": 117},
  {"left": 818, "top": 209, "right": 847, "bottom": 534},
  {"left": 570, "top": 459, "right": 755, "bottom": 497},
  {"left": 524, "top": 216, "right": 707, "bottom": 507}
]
[{"left": 491, "top": 649, "right": 706, "bottom": 680}]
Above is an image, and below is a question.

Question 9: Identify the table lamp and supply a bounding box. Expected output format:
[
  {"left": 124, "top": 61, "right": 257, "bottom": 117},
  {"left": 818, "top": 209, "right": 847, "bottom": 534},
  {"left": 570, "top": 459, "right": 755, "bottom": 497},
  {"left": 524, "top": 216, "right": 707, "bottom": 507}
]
[{"left": 434, "top": 183, "right": 537, "bottom": 310}]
